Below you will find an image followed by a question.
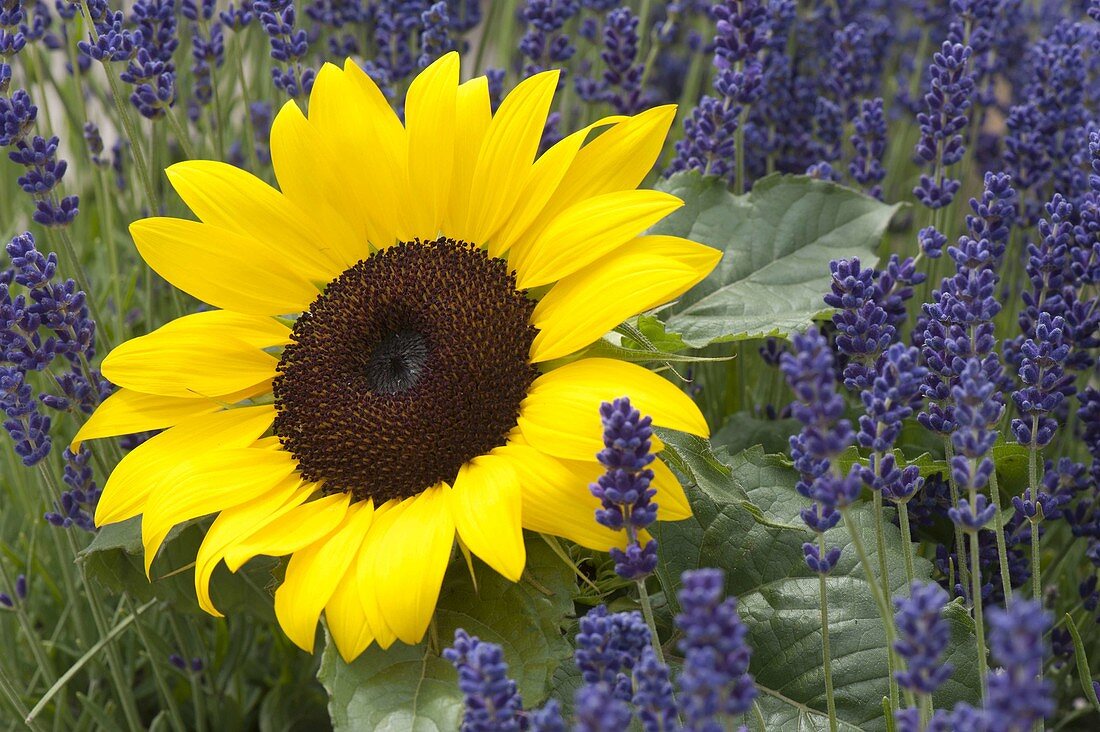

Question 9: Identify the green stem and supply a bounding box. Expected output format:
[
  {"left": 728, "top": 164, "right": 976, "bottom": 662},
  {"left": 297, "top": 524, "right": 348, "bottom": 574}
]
[
  {"left": 165, "top": 107, "right": 198, "bottom": 161},
  {"left": 818, "top": 535, "right": 838, "bottom": 732},
  {"left": 1027, "top": 426, "right": 1042, "bottom": 604},
  {"left": 0, "top": 559, "right": 62, "bottom": 717},
  {"left": 233, "top": 31, "right": 263, "bottom": 172},
  {"left": 80, "top": 0, "right": 160, "bottom": 214},
  {"left": 987, "top": 470, "right": 1014, "bottom": 607},
  {"left": 127, "top": 597, "right": 188, "bottom": 732},
  {"left": 34, "top": 464, "right": 145, "bottom": 731},
  {"left": 840, "top": 508, "right": 902, "bottom": 711},
  {"left": 967, "top": 523, "right": 990, "bottom": 700},
  {"left": 636, "top": 578, "right": 666, "bottom": 667},
  {"left": 943, "top": 439, "right": 971, "bottom": 593},
  {"left": 873, "top": 486, "right": 893, "bottom": 601},
  {"left": 896, "top": 501, "right": 917, "bottom": 588},
  {"left": 0, "top": 663, "right": 44, "bottom": 732}
]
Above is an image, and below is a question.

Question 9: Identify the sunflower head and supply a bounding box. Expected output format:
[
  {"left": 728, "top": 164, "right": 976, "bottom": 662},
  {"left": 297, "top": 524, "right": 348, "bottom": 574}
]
[{"left": 79, "top": 52, "right": 720, "bottom": 661}]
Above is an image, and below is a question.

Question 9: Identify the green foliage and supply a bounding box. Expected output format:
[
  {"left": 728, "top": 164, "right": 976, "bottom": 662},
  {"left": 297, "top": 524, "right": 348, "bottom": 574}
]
[
  {"left": 79, "top": 517, "right": 278, "bottom": 621},
  {"left": 317, "top": 539, "right": 573, "bottom": 732},
  {"left": 651, "top": 172, "right": 902, "bottom": 348},
  {"left": 654, "top": 433, "right": 981, "bottom": 730}
]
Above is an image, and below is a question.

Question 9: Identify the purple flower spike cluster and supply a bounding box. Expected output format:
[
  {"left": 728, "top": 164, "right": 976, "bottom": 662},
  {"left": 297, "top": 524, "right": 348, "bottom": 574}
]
[
  {"left": 117, "top": 0, "right": 180, "bottom": 119},
  {"left": 590, "top": 397, "right": 659, "bottom": 581},
  {"left": 912, "top": 41, "right": 974, "bottom": 210},
  {"left": 444, "top": 629, "right": 526, "bottom": 732},
  {"left": 917, "top": 173, "right": 1011, "bottom": 439},
  {"left": 980, "top": 598, "right": 1055, "bottom": 729},
  {"left": 677, "top": 568, "right": 757, "bottom": 729},
  {"left": 449, "top": 570, "right": 755, "bottom": 731},
  {"left": 1, "top": 3, "right": 77, "bottom": 226},
  {"left": 781, "top": 327, "right": 860, "bottom": 574},
  {"left": 519, "top": 0, "right": 578, "bottom": 79},
  {"left": 417, "top": 2, "right": 454, "bottom": 70},
  {"left": 892, "top": 581, "right": 953, "bottom": 731},
  {"left": 946, "top": 359, "right": 1002, "bottom": 531},
  {"left": 1, "top": 233, "right": 107, "bottom": 527},
  {"left": 255, "top": 0, "right": 314, "bottom": 97},
  {"left": 183, "top": 0, "right": 225, "bottom": 122},
  {"left": 1010, "top": 313, "right": 1070, "bottom": 449},
  {"left": 667, "top": 0, "right": 770, "bottom": 184}
]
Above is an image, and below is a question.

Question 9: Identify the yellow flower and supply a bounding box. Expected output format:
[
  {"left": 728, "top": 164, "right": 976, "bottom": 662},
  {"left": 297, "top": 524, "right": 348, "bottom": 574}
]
[{"left": 77, "top": 53, "right": 719, "bottom": 662}]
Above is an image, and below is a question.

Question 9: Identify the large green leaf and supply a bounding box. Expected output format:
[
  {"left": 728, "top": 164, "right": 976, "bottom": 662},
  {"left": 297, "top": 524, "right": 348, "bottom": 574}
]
[
  {"left": 318, "top": 539, "right": 573, "bottom": 732},
  {"left": 651, "top": 172, "right": 902, "bottom": 347},
  {"left": 79, "top": 516, "right": 278, "bottom": 620},
  {"left": 653, "top": 436, "right": 980, "bottom": 731}
]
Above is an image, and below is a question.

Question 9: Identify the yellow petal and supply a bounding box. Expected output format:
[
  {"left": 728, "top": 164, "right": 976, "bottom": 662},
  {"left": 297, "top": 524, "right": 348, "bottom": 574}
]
[
  {"left": 404, "top": 52, "right": 459, "bottom": 240},
  {"left": 490, "top": 115, "right": 624, "bottom": 258},
  {"left": 141, "top": 447, "right": 299, "bottom": 575},
  {"left": 517, "top": 359, "right": 708, "bottom": 461},
  {"left": 511, "top": 190, "right": 684, "bottom": 289},
  {"left": 165, "top": 160, "right": 346, "bottom": 278},
  {"left": 308, "top": 62, "right": 410, "bottom": 247},
  {"left": 194, "top": 479, "right": 311, "bottom": 616},
  {"left": 370, "top": 486, "right": 454, "bottom": 645},
  {"left": 223, "top": 492, "right": 352, "bottom": 571},
  {"left": 274, "top": 500, "right": 375, "bottom": 653},
  {"left": 95, "top": 405, "right": 275, "bottom": 526},
  {"left": 450, "top": 451, "right": 524, "bottom": 581},
  {"left": 324, "top": 563, "right": 376, "bottom": 662},
  {"left": 269, "top": 100, "right": 368, "bottom": 266},
  {"left": 130, "top": 217, "right": 322, "bottom": 315},
  {"left": 445, "top": 76, "right": 492, "bottom": 240},
  {"left": 73, "top": 389, "right": 221, "bottom": 452},
  {"left": 355, "top": 499, "right": 406, "bottom": 649},
  {"left": 463, "top": 70, "right": 560, "bottom": 244},
  {"left": 551, "top": 105, "right": 677, "bottom": 216},
  {"left": 502, "top": 443, "right": 627, "bottom": 551},
  {"left": 530, "top": 235, "right": 721, "bottom": 362},
  {"left": 101, "top": 314, "right": 280, "bottom": 399}
]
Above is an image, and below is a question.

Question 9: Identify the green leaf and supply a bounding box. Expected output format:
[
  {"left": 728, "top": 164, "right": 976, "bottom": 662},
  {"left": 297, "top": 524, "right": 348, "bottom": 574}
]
[
  {"left": 652, "top": 443, "right": 980, "bottom": 731},
  {"left": 79, "top": 517, "right": 277, "bottom": 621},
  {"left": 991, "top": 441, "right": 1030, "bottom": 495},
  {"left": 318, "top": 539, "right": 573, "bottom": 732},
  {"left": 1065, "top": 613, "right": 1100, "bottom": 712},
  {"left": 651, "top": 172, "right": 902, "bottom": 347},
  {"left": 712, "top": 411, "right": 801, "bottom": 456},
  {"left": 833, "top": 446, "right": 948, "bottom": 480}
]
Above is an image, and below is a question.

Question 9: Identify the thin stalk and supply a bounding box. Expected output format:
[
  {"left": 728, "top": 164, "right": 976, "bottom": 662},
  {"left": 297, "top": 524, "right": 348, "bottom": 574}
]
[
  {"left": 0, "top": 560, "right": 60, "bottom": 701},
  {"left": 967, "top": 523, "right": 990, "bottom": 699},
  {"left": 35, "top": 466, "right": 144, "bottom": 732},
  {"left": 79, "top": 0, "right": 160, "bottom": 214},
  {"left": 126, "top": 597, "right": 188, "bottom": 732},
  {"left": 896, "top": 501, "right": 917, "bottom": 587},
  {"left": 636, "top": 578, "right": 667, "bottom": 667},
  {"left": 167, "top": 613, "right": 208, "bottom": 732},
  {"left": 840, "top": 508, "right": 902, "bottom": 710},
  {"left": 0, "top": 664, "right": 45, "bottom": 732},
  {"left": 818, "top": 534, "right": 839, "bottom": 732},
  {"left": 987, "top": 470, "right": 1014, "bottom": 607},
  {"left": 232, "top": 31, "right": 262, "bottom": 171},
  {"left": 164, "top": 107, "right": 198, "bottom": 161},
  {"left": 943, "top": 439, "right": 971, "bottom": 593},
  {"left": 873, "top": 486, "right": 893, "bottom": 601},
  {"left": 1027, "top": 424, "right": 1042, "bottom": 604},
  {"left": 93, "top": 167, "right": 125, "bottom": 341}
]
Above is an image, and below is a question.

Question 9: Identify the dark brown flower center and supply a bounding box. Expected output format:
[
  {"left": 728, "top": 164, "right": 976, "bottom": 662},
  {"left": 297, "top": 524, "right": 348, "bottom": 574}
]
[{"left": 273, "top": 239, "right": 538, "bottom": 503}]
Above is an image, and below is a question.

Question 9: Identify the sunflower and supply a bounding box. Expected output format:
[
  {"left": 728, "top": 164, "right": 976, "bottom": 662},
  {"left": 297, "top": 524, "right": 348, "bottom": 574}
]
[{"left": 76, "top": 52, "right": 719, "bottom": 662}]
